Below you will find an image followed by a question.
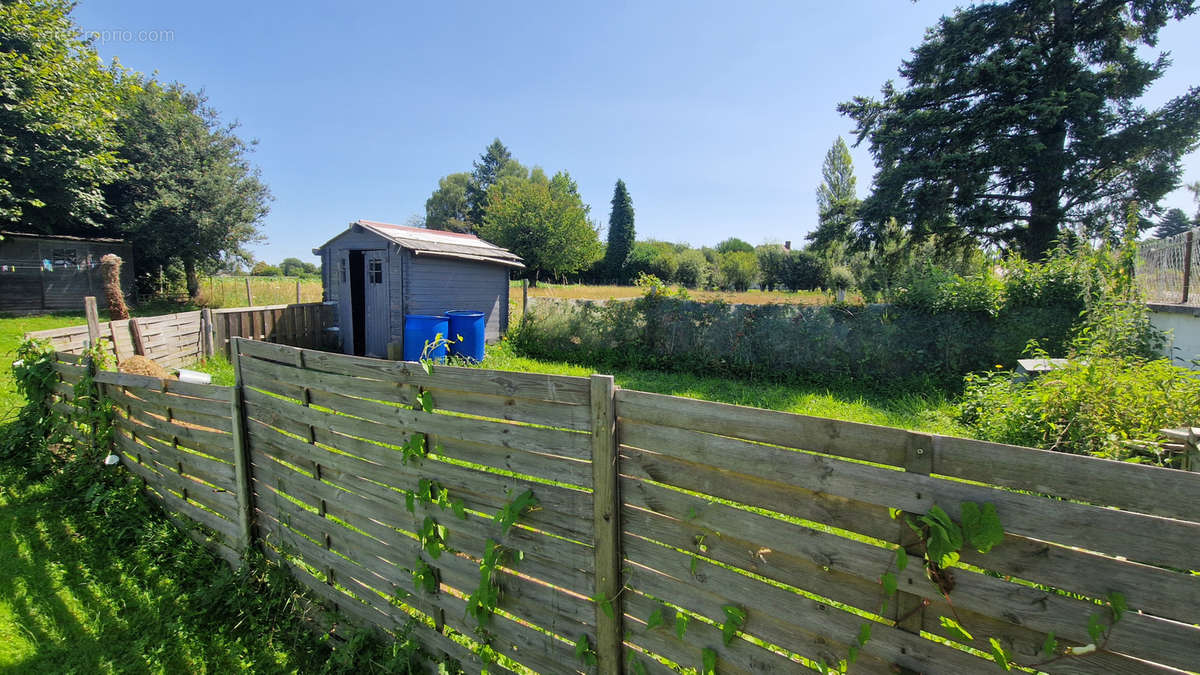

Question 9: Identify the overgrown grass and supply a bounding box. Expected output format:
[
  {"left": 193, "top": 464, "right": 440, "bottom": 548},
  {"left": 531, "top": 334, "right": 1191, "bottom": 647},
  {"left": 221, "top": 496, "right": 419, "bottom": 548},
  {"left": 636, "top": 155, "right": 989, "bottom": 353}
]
[
  {"left": 196, "top": 276, "right": 322, "bottom": 309},
  {"left": 477, "top": 341, "right": 970, "bottom": 436}
]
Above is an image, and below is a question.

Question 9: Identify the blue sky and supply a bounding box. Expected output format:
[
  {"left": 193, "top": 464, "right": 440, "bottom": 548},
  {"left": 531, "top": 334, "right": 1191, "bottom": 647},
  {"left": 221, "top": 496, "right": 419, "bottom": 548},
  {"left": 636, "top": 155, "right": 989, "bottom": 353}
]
[{"left": 72, "top": 0, "right": 1200, "bottom": 264}]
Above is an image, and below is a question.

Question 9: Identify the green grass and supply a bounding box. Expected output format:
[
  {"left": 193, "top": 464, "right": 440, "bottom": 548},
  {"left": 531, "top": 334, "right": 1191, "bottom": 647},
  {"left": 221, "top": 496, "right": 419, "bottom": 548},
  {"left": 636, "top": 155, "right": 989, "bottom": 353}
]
[
  {"left": 0, "top": 313, "right": 420, "bottom": 673},
  {"left": 477, "top": 341, "right": 971, "bottom": 436}
]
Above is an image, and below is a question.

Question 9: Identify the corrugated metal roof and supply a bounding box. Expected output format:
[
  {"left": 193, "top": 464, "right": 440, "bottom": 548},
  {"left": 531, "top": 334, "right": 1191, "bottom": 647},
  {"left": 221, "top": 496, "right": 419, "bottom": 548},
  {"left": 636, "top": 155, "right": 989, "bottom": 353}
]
[{"left": 315, "top": 220, "right": 524, "bottom": 268}]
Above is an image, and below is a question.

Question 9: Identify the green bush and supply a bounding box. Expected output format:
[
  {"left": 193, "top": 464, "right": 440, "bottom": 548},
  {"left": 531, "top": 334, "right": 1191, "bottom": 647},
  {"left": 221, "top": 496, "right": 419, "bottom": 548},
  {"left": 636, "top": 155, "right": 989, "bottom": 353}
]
[{"left": 960, "top": 356, "right": 1200, "bottom": 464}]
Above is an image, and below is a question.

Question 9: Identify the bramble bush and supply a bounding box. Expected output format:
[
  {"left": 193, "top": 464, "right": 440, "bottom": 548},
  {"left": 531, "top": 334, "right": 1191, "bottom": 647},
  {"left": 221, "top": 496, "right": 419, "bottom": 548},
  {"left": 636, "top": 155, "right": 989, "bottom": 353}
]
[{"left": 960, "top": 354, "right": 1199, "bottom": 464}]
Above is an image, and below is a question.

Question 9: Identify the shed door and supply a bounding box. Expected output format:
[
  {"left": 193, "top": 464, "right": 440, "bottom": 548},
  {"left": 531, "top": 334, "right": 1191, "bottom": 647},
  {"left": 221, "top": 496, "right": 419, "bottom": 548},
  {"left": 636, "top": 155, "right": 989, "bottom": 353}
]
[{"left": 363, "top": 250, "right": 389, "bottom": 357}]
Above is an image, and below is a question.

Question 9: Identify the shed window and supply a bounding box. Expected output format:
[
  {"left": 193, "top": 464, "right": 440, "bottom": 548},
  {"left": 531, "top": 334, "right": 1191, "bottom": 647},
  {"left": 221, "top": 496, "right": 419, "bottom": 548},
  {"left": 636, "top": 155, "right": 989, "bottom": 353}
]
[
  {"left": 50, "top": 248, "right": 80, "bottom": 266},
  {"left": 368, "top": 260, "right": 383, "bottom": 284},
  {"left": 339, "top": 259, "right": 347, "bottom": 283}
]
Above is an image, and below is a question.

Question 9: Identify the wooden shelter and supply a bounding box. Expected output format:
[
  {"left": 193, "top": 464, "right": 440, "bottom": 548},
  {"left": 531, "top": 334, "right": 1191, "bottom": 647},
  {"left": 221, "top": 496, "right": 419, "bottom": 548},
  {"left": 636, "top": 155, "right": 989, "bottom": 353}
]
[
  {"left": 313, "top": 220, "right": 523, "bottom": 357},
  {"left": 0, "top": 231, "right": 133, "bottom": 313}
]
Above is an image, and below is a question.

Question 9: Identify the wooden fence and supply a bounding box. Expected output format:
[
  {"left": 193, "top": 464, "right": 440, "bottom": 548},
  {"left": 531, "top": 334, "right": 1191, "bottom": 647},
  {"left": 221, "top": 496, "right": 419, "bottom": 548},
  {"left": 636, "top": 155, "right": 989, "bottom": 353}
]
[
  {"left": 40, "top": 340, "right": 1200, "bottom": 673},
  {"left": 24, "top": 299, "right": 334, "bottom": 369}
]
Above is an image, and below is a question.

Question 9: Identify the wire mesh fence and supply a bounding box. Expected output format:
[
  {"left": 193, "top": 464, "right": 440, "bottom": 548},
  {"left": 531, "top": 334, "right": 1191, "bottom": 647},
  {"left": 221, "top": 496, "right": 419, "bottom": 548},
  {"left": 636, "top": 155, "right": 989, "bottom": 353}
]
[{"left": 1137, "top": 228, "right": 1200, "bottom": 305}]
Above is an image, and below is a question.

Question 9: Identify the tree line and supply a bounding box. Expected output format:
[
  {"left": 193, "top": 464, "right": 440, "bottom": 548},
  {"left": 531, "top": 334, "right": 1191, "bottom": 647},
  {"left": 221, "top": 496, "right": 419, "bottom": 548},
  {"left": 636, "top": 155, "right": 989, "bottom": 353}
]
[{"left": 1, "top": 0, "right": 269, "bottom": 300}]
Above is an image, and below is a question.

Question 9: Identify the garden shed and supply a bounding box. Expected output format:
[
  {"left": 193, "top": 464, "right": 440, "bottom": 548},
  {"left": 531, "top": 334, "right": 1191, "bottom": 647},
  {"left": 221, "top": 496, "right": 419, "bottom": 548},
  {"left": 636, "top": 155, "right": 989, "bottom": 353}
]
[
  {"left": 0, "top": 231, "right": 134, "bottom": 313},
  {"left": 313, "top": 220, "right": 523, "bottom": 358}
]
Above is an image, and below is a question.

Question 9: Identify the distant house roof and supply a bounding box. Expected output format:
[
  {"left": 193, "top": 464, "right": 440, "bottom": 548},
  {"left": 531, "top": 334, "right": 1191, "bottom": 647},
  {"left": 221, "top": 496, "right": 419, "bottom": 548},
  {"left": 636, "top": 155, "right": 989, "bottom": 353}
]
[
  {"left": 314, "top": 220, "right": 524, "bottom": 268},
  {"left": 1, "top": 230, "right": 126, "bottom": 244}
]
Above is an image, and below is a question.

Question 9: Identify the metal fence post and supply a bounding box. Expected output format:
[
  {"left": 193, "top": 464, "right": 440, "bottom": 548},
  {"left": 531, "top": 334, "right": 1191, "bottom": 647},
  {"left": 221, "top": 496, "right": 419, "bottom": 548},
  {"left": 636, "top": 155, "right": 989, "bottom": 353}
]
[
  {"left": 590, "top": 374, "right": 623, "bottom": 674},
  {"left": 1182, "top": 231, "right": 1193, "bottom": 304},
  {"left": 228, "top": 337, "right": 255, "bottom": 557}
]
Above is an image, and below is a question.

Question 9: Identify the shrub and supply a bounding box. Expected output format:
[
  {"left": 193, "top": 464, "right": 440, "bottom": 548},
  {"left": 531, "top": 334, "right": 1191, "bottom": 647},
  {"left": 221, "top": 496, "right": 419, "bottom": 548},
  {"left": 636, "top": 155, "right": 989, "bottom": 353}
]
[
  {"left": 716, "top": 251, "right": 759, "bottom": 291},
  {"left": 960, "top": 356, "right": 1200, "bottom": 464},
  {"left": 674, "top": 249, "right": 711, "bottom": 288}
]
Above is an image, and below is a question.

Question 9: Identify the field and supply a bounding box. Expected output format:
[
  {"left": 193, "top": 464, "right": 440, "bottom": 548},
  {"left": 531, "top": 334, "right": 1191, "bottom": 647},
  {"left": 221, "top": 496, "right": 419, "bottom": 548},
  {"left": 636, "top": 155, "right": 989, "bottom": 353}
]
[{"left": 195, "top": 276, "right": 323, "bottom": 309}]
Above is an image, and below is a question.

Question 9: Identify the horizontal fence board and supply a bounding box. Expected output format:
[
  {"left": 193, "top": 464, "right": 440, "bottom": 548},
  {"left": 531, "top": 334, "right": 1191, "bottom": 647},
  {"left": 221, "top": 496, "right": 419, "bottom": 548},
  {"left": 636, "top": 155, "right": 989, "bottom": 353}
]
[
  {"left": 109, "top": 385, "right": 231, "bottom": 420},
  {"left": 248, "top": 436, "right": 596, "bottom": 582},
  {"left": 116, "top": 419, "right": 236, "bottom": 489},
  {"left": 118, "top": 452, "right": 239, "bottom": 543},
  {"left": 623, "top": 534, "right": 996, "bottom": 675},
  {"left": 621, "top": 476, "right": 890, "bottom": 614},
  {"left": 164, "top": 379, "right": 233, "bottom": 402},
  {"left": 616, "top": 388, "right": 909, "bottom": 466},
  {"left": 112, "top": 391, "right": 232, "bottom": 454},
  {"left": 237, "top": 339, "right": 590, "bottom": 405},
  {"left": 620, "top": 444, "right": 898, "bottom": 543},
  {"left": 94, "top": 370, "right": 165, "bottom": 390},
  {"left": 424, "top": 386, "right": 592, "bottom": 432},
  {"left": 255, "top": 505, "right": 586, "bottom": 675},
  {"left": 620, "top": 421, "right": 1200, "bottom": 571},
  {"left": 115, "top": 431, "right": 238, "bottom": 519},
  {"left": 932, "top": 435, "right": 1200, "bottom": 522},
  {"left": 242, "top": 384, "right": 591, "bottom": 464}
]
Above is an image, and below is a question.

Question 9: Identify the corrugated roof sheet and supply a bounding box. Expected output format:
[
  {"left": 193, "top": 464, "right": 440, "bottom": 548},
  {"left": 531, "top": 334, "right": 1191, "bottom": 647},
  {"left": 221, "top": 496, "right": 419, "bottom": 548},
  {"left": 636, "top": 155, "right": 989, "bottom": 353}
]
[{"left": 315, "top": 220, "right": 524, "bottom": 268}]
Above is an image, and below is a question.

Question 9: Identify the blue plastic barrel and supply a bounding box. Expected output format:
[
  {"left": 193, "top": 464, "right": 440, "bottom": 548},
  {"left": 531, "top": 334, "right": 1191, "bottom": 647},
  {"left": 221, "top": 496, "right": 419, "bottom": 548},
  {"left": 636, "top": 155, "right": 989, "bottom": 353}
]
[
  {"left": 446, "top": 310, "right": 486, "bottom": 363},
  {"left": 403, "top": 314, "right": 449, "bottom": 362}
]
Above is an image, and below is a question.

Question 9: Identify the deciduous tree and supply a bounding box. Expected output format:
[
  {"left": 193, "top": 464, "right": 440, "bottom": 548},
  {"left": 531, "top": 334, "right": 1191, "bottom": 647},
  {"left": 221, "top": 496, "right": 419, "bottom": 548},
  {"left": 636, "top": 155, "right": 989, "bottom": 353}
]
[
  {"left": 465, "top": 138, "right": 527, "bottom": 230},
  {"left": 104, "top": 79, "right": 270, "bottom": 299},
  {"left": 840, "top": 0, "right": 1200, "bottom": 259},
  {"left": 425, "top": 172, "right": 472, "bottom": 232},
  {"left": 480, "top": 171, "right": 601, "bottom": 285},
  {"left": 0, "top": 0, "right": 123, "bottom": 233}
]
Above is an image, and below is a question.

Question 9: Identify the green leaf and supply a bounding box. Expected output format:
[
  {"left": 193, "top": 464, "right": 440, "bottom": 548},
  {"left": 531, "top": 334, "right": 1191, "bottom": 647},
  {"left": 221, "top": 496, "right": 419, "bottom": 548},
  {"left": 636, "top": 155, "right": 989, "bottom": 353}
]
[
  {"left": 675, "top": 612, "right": 690, "bottom": 640},
  {"left": 988, "top": 637, "right": 1012, "bottom": 671},
  {"left": 1107, "top": 591, "right": 1127, "bottom": 623},
  {"left": 961, "top": 502, "right": 1004, "bottom": 553},
  {"left": 857, "top": 622, "right": 872, "bottom": 647},
  {"left": 847, "top": 645, "right": 859, "bottom": 665},
  {"left": 451, "top": 499, "right": 467, "bottom": 520},
  {"left": 895, "top": 547, "right": 908, "bottom": 572},
  {"left": 1087, "top": 612, "right": 1105, "bottom": 643},
  {"left": 938, "top": 615, "right": 974, "bottom": 642},
  {"left": 419, "top": 390, "right": 434, "bottom": 413},
  {"left": 721, "top": 605, "right": 746, "bottom": 646},
  {"left": 405, "top": 491, "right": 415, "bottom": 513},
  {"left": 646, "top": 607, "right": 665, "bottom": 631},
  {"left": 593, "top": 594, "right": 614, "bottom": 620},
  {"left": 701, "top": 647, "right": 717, "bottom": 675},
  {"left": 881, "top": 572, "right": 897, "bottom": 596},
  {"left": 1040, "top": 631, "right": 1057, "bottom": 658},
  {"left": 421, "top": 360, "right": 434, "bottom": 376}
]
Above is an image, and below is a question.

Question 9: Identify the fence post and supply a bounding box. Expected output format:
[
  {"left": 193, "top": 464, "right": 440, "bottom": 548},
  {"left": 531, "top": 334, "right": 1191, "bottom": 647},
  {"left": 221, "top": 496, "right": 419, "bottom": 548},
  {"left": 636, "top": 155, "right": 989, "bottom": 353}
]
[
  {"left": 245, "top": 277, "right": 254, "bottom": 306},
  {"left": 590, "top": 374, "right": 623, "bottom": 674},
  {"left": 1182, "top": 231, "right": 1194, "bottom": 304},
  {"left": 296, "top": 279, "right": 302, "bottom": 304},
  {"left": 84, "top": 296, "right": 101, "bottom": 346},
  {"left": 522, "top": 279, "right": 529, "bottom": 321},
  {"left": 893, "top": 433, "right": 934, "bottom": 673},
  {"left": 200, "top": 307, "right": 214, "bottom": 361},
  {"left": 228, "top": 337, "right": 255, "bottom": 557},
  {"left": 129, "top": 318, "right": 146, "bottom": 356}
]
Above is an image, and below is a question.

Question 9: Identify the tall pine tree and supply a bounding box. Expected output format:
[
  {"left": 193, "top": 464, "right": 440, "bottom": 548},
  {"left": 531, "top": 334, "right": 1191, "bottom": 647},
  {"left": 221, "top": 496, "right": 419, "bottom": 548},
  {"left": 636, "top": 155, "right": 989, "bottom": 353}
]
[
  {"left": 604, "top": 179, "right": 635, "bottom": 282},
  {"left": 806, "top": 137, "right": 859, "bottom": 257},
  {"left": 465, "top": 138, "right": 525, "bottom": 229},
  {"left": 840, "top": 0, "right": 1200, "bottom": 259},
  {"left": 1155, "top": 207, "right": 1193, "bottom": 239}
]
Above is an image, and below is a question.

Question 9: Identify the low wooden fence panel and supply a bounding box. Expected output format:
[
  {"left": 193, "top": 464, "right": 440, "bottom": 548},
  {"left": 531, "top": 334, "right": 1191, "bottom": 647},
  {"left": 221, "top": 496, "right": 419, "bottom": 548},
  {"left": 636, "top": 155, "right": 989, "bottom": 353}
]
[
  {"left": 24, "top": 301, "right": 334, "bottom": 368},
  {"left": 213, "top": 302, "right": 332, "bottom": 355},
  {"left": 36, "top": 340, "right": 1200, "bottom": 674}
]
